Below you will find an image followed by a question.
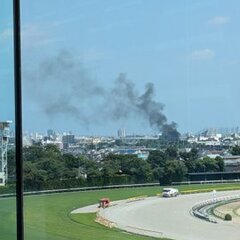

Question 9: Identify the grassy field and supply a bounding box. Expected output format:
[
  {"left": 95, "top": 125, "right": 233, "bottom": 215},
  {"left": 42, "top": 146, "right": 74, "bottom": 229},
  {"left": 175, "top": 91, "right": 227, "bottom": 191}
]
[{"left": 1, "top": 183, "right": 240, "bottom": 240}]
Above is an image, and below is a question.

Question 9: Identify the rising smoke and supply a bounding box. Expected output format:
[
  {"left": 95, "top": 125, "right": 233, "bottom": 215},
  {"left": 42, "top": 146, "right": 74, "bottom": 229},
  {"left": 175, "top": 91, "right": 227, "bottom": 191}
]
[{"left": 26, "top": 50, "right": 180, "bottom": 140}]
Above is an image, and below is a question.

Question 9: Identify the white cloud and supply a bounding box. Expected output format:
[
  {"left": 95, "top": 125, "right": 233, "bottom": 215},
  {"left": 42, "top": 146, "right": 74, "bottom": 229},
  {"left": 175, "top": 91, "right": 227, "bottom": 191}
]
[
  {"left": 0, "top": 28, "right": 13, "bottom": 40},
  {"left": 190, "top": 49, "right": 215, "bottom": 60},
  {"left": 208, "top": 16, "right": 230, "bottom": 25},
  {"left": 21, "top": 23, "right": 60, "bottom": 49}
]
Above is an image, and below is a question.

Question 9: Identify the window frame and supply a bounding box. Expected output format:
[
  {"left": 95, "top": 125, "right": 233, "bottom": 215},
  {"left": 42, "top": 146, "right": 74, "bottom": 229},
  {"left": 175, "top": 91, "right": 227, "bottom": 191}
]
[{"left": 13, "top": 0, "right": 24, "bottom": 239}]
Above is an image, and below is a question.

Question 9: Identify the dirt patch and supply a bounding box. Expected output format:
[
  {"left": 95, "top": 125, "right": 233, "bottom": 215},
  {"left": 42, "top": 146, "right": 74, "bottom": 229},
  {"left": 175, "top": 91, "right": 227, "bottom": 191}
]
[{"left": 214, "top": 201, "right": 240, "bottom": 223}]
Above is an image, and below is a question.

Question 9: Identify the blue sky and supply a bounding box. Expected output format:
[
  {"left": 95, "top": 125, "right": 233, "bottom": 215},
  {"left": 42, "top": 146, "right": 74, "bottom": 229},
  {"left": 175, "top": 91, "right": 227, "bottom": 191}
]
[
  {"left": 0, "top": 1, "right": 14, "bottom": 125},
  {"left": 1, "top": 0, "right": 240, "bottom": 135}
]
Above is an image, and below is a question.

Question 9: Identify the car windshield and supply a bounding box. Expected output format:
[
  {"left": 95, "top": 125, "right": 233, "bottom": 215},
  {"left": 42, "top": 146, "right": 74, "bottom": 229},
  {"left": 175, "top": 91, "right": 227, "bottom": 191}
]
[{"left": 163, "top": 190, "right": 171, "bottom": 192}]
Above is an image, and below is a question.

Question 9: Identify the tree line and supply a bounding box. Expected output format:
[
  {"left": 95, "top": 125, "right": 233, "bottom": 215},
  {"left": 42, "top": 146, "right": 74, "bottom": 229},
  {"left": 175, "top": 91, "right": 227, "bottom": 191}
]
[{"left": 7, "top": 144, "right": 224, "bottom": 190}]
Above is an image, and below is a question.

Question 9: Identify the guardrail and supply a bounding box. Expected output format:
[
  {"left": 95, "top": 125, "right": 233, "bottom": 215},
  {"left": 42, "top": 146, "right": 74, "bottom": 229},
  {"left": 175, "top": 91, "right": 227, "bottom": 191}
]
[
  {"left": 191, "top": 201, "right": 217, "bottom": 223},
  {"left": 191, "top": 194, "right": 240, "bottom": 223}
]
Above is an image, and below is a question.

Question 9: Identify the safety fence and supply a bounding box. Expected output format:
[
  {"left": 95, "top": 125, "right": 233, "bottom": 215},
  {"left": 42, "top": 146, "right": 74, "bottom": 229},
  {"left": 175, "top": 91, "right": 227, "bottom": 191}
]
[
  {"left": 172, "top": 179, "right": 240, "bottom": 185},
  {"left": 0, "top": 182, "right": 160, "bottom": 198},
  {"left": 1, "top": 179, "right": 240, "bottom": 199}
]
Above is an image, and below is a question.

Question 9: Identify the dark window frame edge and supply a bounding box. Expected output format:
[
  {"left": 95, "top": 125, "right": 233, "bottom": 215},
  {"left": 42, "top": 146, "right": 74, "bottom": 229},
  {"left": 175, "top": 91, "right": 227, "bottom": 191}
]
[{"left": 13, "top": 0, "right": 24, "bottom": 239}]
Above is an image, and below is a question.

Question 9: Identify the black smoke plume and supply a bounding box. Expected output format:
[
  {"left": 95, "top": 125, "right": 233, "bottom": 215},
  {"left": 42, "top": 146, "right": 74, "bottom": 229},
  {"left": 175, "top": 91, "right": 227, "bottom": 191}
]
[{"left": 25, "top": 50, "right": 180, "bottom": 140}]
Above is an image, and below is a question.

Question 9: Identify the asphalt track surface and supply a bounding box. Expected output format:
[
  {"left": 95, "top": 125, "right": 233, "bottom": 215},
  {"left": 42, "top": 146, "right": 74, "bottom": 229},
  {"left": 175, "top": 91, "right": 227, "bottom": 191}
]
[{"left": 99, "top": 190, "right": 240, "bottom": 240}]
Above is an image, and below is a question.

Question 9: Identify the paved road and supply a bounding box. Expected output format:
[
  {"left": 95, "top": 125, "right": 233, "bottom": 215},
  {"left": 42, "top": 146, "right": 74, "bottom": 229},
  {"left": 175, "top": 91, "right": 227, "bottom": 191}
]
[{"left": 100, "top": 190, "right": 240, "bottom": 240}]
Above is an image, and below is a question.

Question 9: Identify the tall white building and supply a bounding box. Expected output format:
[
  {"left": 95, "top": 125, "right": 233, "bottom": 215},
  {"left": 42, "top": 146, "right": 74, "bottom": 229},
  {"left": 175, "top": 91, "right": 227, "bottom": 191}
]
[
  {"left": 0, "top": 121, "right": 11, "bottom": 186},
  {"left": 117, "top": 128, "right": 126, "bottom": 138}
]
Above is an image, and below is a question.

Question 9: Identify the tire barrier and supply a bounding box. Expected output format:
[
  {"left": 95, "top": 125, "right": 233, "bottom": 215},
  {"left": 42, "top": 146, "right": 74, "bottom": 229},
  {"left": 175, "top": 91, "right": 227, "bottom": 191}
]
[{"left": 191, "top": 194, "right": 240, "bottom": 223}]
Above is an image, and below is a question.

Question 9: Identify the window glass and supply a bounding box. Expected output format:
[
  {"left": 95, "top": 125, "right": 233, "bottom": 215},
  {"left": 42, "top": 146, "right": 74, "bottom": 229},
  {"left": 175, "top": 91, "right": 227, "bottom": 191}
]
[
  {"left": 0, "top": 1, "right": 17, "bottom": 240},
  {"left": 22, "top": 1, "right": 240, "bottom": 240}
]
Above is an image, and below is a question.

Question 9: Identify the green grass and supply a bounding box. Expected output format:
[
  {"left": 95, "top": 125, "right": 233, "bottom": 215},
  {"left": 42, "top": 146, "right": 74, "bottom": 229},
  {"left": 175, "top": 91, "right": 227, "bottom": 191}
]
[{"left": 1, "top": 183, "right": 240, "bottom": 240}]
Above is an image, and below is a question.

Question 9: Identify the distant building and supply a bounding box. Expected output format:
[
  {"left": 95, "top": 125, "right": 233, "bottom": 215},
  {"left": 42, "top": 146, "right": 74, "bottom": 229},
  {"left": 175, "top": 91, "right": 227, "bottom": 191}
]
[
  {"left": 62, "top": 134, "right": 75, "bottom": 149},
  {"left": 47, "top": 129, "right": 56, "bottom": 139},
  {"left": 115, "top": 148, "right": 149, "bottom": 160},
  {"left": 223, "top": 155, "right": 240, "bottom": 172},
  {"left": 117, "top": 128, "right": 126, "bottom": 138},
  {"left": 23, "top": 135, "right": 32, "bottom": 147},
  {"left": 0, "top": 121, "right": 11, "bottom": 186},
  {"left": 42, "top": 139, "right": 63, "bottom": 149}
]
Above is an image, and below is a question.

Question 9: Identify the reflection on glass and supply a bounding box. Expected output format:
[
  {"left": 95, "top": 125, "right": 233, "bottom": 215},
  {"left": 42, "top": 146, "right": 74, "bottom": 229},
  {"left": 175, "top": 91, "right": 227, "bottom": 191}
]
[{"left": 0, "top": 1, "right": 16, "bottom": 240}]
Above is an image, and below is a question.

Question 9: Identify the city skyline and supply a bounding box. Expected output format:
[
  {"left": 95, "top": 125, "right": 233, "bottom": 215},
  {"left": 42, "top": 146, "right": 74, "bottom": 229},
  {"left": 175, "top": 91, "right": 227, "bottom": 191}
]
[{"left": 19, "top": 125, "right": 240, "bottom": 138}]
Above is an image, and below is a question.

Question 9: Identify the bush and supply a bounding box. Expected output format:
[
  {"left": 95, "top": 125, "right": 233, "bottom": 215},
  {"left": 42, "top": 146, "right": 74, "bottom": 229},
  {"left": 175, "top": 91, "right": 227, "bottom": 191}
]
[
  {"left": 224, "top": 213, "right": 232, "bottom": 221},
  {"left": 0, "top": 184, "right": 16, "bottom": 195}
]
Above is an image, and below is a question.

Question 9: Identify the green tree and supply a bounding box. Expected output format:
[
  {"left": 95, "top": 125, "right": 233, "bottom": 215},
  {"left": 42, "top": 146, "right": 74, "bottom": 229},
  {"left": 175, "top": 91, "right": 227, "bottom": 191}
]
[
  {"left": 24, "top": 161, "right": 47, "bottom": 190},
  {"left": 63, "top": 154, "right": 79, "bottom": 169},
  {"left": 7, "top": 149, "right": 16, "bottom": 179},
  {"left": 36, "top": 158, "right": 64, "bottom": 180},
  {"left": 231, "top": 145, "right": 240, "bottom": 155},
  {"left": 79, "top": 157, "right": 100, "bottom": 178},
  {"left": 195, "top": 157, "right": 223, "bottom": 172},
  {"left": 161, "top": 160, "right": 187, "bottom": 185},
  {"left": 147, "top": 150, "right": 167, "bottom": 169},
  {"left": 101, "top": 154, "right": 152, "bottom": 183},
  {"left": 165, "top": 146, "right": 178, "bottom": 160},
  {"left": 215, "top": 156, "right": 225, "bottom": 172},
  {"left": 122, "top": 156, "right": 152, "bottom": 181},
  {"left": 180, "top": 148, "right": 199, "bottom": 172},
  {"left": 23, "top": 145, "right": 45, "bottom": 163}
]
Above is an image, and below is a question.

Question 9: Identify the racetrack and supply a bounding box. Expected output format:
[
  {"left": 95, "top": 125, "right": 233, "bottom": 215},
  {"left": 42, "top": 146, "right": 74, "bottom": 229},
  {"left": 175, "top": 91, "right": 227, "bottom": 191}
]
[{"left": 99, "top": 190, "right": 240, "bottom": 240}]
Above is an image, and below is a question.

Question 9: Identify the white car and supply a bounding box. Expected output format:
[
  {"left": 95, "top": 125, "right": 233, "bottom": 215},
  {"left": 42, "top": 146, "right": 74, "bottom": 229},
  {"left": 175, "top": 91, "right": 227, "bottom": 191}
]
[{"left": 162, "top": 188, "right": 179, "bottom": 197}]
